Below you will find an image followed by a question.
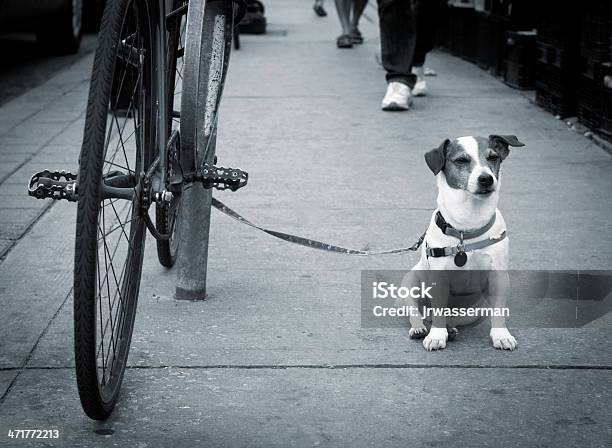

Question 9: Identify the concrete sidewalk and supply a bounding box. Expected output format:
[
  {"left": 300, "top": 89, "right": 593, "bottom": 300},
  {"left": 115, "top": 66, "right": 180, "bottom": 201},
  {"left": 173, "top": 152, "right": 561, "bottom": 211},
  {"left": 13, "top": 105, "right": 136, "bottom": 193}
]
[{"left": 0, "top": 0, "right": 611, "bottom": 446}]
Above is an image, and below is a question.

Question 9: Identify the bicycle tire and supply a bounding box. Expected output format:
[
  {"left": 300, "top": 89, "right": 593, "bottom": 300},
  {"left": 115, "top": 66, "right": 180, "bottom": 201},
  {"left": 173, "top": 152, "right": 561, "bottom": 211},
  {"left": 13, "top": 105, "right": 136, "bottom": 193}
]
[
  {"left": 156, "top": 0, "right": 187, "bottom": 268},
  {"left": 74, "top": 0, "right": 159, "bottom": 420}
]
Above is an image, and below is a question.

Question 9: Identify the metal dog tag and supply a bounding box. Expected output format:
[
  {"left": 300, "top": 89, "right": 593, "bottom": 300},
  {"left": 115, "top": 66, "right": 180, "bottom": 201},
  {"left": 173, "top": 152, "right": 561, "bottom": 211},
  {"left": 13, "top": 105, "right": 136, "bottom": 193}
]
[
  {"left": 454, "top": 232, "right": 467, "bottom": 267},
  {"left": 454, "top": 251, "right": 467, "bottom": 267}
]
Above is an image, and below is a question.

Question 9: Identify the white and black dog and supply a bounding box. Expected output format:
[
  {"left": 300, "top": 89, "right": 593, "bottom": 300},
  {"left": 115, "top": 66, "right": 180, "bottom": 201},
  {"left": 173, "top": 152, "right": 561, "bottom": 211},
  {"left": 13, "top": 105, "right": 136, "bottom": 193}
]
[{"left": 402, "top": 135, "right": 524, "bottom": 351}]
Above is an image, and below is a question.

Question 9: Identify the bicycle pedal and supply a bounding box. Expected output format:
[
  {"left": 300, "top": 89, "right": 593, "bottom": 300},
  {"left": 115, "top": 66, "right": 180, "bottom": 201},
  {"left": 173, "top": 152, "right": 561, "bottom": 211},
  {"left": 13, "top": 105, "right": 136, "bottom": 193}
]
[
  {"left": 198, "top": 164, "right": 248, "bottom": 192},
  {"left": 28, "top": 170, "right": 78, "bottom": 201}
]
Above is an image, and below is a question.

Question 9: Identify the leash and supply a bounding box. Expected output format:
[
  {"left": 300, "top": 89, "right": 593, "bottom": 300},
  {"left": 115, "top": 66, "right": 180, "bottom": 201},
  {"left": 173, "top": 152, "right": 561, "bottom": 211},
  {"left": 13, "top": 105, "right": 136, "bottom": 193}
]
[
  {"left": 211, "top": 198, "right": 506, "bottom": 263},
  {"left": 211, "top": 197, "right": 425, "bottom": 256}
]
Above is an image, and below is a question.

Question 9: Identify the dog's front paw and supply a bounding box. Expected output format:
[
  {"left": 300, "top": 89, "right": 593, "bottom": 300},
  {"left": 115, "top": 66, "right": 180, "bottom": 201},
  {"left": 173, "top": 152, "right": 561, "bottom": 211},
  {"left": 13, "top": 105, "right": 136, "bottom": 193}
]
[
  {"left": 423, "top": 327, "right": 448, "bottom": 351},
  {"left": 490, "top": 328, "right": 517, "bottom": 351},
  {"left": 409, "top": 325, "right": 428, "bottom": 339}
]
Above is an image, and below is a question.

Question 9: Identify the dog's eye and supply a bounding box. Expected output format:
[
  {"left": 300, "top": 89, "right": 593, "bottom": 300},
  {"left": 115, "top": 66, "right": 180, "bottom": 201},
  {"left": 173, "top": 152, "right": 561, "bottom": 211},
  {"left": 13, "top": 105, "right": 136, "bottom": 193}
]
[
  {"left": 487, "top": 154, "right": 499, "bottom": 162},
  {"left": 453, "top": 157, "right": 470, "bottom": 165}
]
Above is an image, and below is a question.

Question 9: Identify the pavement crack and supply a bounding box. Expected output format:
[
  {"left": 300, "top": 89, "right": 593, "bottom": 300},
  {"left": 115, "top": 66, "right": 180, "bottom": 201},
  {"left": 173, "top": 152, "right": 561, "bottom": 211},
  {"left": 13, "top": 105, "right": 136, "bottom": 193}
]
[
  {"left": 0, "top": 287, "right": 73, "bottom": 405},
  {"left": 0, "top": 118, "right": 75, "bottom": 186},
  {"left": 130, "top": 363, "right": 612, "bottom": 370},
  {"left": 0, "top": 202, "right": 55, "bottom": 261},
  {"left": 0, "top": 109, "right": 87, "bottom": 262},
  {"left": 2, "top": 363, "right": 611, "bottom": 372}
]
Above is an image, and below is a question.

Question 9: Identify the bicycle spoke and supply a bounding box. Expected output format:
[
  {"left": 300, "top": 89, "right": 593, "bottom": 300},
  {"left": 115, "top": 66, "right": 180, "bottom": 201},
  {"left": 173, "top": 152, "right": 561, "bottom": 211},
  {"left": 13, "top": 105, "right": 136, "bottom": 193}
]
[
  {"left": 98, "top": 217, "right": 136, "bottom": 241},
  {"left": 96, "top": 181, "right": 139, "bottom": 379},
  {"left": 97, "top": 201, "right": 133, "bottom": 293},
  {"left": 99, "top": 204, "right": 117, "bottom": 359},
  {"left": 105, "top": 246, "right": 135, "bottom": 374},
  {"left": 97, "top": 206, "right": 135, "bottom": 364},
  {"left": 105, "top": 38, "right": 144, "bottom": 175},
  {"left": 112, "top": 114, "right": 134, "bottom": 175},
  {"left": 104, "top": 78, "right": 139, "bottom": 168},
  {"left": 98, "top": 227, "right": 122, "bottom": 379}
]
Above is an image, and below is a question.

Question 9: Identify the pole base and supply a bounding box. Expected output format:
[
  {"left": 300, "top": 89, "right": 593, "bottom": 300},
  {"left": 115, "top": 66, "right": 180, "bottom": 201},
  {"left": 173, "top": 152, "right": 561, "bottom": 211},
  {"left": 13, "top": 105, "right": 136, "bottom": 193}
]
[{"left": 174, "top": 286, "right": 207, "bottom": 301}]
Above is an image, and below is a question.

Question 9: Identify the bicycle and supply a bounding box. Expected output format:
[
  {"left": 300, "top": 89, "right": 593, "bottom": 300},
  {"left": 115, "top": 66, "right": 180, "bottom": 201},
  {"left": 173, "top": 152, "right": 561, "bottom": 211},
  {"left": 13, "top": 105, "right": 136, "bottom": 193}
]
[{"left": 27, "top": 0, "right": 248, "bottom": 420}]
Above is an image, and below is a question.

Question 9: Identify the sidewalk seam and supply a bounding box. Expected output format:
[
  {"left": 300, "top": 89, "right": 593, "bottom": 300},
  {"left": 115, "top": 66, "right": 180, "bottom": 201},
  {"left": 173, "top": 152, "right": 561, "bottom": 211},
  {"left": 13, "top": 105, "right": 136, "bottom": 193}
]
[
  {"left": 0, "top": 86, "right": 87, "bottom": 186},
  {"left": 3, "top": 364, "right": 611, "bottom": 371},
  {"left": 0, "top": 288, "right": 73, "bottom": 405},
  {"left": 0, "top": 93, "right": 86, "bottom": 261},
  {"left": 0, "top": 202, "right": 55, "bottom": 261}
]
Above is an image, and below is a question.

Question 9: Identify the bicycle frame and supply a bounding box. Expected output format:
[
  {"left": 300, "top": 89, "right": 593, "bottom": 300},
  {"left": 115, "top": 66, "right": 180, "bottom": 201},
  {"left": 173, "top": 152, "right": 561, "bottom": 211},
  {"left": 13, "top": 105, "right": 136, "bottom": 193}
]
[{"left": 156, "top": 0, "right": 171, "bottom": 188}]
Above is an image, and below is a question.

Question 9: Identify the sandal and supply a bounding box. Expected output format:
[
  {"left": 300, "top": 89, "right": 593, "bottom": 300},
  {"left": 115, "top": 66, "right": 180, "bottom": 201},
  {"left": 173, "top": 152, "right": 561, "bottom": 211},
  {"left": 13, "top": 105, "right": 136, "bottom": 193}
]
[
  {"left": 350, "top": 30, "right": 363, "bottom": 44},
  {"left": 336, "top": 34, "right": 353, "bottom": 49},
  {"left": 313, "top": 4, "right": 327, "bottom": 17}
]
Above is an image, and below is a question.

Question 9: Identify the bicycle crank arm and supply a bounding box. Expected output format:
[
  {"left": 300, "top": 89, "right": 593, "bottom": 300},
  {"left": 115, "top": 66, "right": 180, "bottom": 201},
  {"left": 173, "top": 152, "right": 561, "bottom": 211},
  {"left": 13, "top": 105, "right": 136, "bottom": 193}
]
[{"left": 28, "top": 170, "right": 158, "bottom": 203}]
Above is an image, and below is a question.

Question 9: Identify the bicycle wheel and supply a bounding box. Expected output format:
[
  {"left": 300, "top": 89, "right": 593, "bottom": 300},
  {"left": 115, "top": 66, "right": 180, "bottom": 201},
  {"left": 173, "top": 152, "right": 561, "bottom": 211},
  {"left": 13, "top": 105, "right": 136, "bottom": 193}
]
[
  {"left": 74, "top": 0, "right": 159, "bottom": 420},
  {"left": 156, "top": 0, "right": 187, "bottom": 268}
]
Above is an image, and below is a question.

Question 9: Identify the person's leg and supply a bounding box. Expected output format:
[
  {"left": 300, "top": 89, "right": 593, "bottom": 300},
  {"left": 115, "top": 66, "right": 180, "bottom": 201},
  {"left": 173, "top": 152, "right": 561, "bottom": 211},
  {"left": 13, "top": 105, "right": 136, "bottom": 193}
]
[
  {"left": 349, "top": 0, "right": 368, "bottom": 43},
  {"left": 335, "top": 0, "right": 353, "bottom": 47},
  {"left": 335, "top": 0, "right": 352, "bottom": 35},
  {"left": 413, "top": 47, "right": 427, "bottom": 69},
  {"left": 412, "top": 11, "right": 427, "bottom": 96},
  {"left": 313, "top": 0, "right": 327, "bottom": 17},
  {"left": 377, "top": 0, "right": 418, "bottom": 88},
  {"left": 350, "top": 0, "right": 368, "bottom": 32},
  {"left": 412, "top": 0, "right": 436, "bottom": 95},
  {"left": 411, "top": 60, "right": 427, "bottom": 96},
  {"left": 413, "top": 0, "right": 435, "bottom": 68}
]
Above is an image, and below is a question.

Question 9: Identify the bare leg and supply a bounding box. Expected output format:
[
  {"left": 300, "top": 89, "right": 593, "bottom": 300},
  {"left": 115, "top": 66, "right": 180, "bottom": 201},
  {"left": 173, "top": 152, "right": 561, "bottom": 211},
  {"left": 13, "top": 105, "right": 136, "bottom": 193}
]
[
  {"left": 335, "top": 0, "right": 352, "bottom": 35},
  {"left": 350, "top": 0, "right": 368, "bottom": 32},
  {"left": 313, "top": 0, "right": 327, "bottom": 17}
]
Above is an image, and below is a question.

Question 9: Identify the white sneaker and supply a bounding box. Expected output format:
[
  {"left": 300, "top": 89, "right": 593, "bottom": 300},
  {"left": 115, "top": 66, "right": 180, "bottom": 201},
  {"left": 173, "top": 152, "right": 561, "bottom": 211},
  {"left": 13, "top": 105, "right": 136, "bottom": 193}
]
[
  {"left": 381, "top": 82, "right": 413, "bottom": 111},
  {"left": 412, "top": 78, "right": 428, "bottom": 96}
]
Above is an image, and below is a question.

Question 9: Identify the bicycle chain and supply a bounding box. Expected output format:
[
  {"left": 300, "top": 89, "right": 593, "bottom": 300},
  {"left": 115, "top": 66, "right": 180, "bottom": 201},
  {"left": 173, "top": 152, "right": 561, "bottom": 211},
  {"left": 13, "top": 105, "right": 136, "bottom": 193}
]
[{"left": 28, "top": 170, "right": 78, "bottom": 202}]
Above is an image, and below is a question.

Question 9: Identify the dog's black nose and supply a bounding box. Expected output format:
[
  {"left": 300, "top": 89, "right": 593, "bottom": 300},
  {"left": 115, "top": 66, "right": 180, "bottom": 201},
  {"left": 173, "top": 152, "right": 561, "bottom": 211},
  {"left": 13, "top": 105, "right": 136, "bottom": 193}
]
[{"left": 478, "top": 174, "right": 494, "bottom": 187}]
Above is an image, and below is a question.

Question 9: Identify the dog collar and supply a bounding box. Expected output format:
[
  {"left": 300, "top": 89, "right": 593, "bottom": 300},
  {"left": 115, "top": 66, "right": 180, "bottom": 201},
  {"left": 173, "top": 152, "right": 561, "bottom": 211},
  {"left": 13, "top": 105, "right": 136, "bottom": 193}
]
[
  {"left": 435, "top": 211, "right": 496, "bottom": 240},
  {"left": 425, "top": 231, "right": 507, "bottom": 259}
]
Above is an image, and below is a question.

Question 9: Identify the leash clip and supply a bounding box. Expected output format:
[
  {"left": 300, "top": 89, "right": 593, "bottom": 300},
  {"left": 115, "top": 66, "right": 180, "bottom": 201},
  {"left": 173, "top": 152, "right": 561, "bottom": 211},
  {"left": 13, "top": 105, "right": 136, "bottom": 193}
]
[{"left": 456, "top": 231, "right": 465, "bottom": 252}]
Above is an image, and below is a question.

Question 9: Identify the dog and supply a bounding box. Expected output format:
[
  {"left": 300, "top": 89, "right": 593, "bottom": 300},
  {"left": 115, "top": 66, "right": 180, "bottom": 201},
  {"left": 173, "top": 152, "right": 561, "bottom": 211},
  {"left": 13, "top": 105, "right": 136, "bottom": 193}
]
[{"left": 401, "top": 135, "right": 524, "bottom": 351}]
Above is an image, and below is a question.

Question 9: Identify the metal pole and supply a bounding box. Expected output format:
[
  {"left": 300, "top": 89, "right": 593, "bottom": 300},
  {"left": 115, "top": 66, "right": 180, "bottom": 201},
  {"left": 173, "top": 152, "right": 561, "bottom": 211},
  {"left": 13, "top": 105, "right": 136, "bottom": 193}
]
[
  {"left": 175, "top": 131, "right": 216, "bottom": 300},
  {"left": 175, "top": 0, "right": 230, "bottom": 300}
]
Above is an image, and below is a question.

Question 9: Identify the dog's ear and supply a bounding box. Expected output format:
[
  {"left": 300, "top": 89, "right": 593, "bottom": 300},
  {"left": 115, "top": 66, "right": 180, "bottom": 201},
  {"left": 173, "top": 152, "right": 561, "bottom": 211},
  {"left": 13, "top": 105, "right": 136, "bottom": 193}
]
[
  {"left": 425, "top": 139, "right": 450, "bottom": 175},
  {"left": 489, "top": 134, "right": 525, "bottom": 160}
]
